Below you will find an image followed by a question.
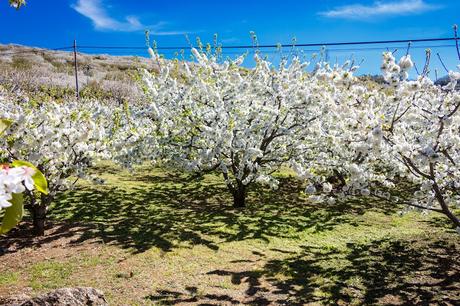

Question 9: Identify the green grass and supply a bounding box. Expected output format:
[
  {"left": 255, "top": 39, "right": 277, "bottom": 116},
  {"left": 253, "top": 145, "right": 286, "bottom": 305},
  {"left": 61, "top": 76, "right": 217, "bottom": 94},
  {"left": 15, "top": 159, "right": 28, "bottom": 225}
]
[
  {"left": 29, "top": 261, "right": 74, "bottom": 290},
  {"left": 0, "top": 272, "right": 19, "bottom": 287},
  {"left": 1, "top": 162, "right": 459, "bottom": 305}
]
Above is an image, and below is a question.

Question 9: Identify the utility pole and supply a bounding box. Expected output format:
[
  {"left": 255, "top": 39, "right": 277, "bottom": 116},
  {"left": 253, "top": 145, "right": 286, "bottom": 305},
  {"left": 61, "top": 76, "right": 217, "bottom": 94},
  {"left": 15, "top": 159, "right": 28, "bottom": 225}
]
[{"left": 73, "top": 39, "right": 80, "bottom": 100}]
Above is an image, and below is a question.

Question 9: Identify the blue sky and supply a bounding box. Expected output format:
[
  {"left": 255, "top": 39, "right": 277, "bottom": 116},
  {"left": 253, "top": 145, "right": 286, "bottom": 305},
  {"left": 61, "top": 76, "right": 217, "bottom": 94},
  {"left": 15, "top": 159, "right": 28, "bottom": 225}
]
[{"left": 1, "top": 0, "right": 459, "bottom": 75}]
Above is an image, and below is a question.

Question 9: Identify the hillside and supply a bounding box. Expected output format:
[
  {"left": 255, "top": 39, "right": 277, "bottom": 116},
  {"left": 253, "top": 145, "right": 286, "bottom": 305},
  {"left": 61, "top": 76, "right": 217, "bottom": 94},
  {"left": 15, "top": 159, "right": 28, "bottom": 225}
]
[{"left": 0, "top": 44, "right": 157, "bottom": 103}]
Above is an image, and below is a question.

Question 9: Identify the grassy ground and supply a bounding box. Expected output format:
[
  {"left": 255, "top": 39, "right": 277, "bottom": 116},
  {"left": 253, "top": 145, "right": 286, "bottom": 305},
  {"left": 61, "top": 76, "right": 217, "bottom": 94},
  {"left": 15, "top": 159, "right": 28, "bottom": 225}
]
[{"left": 0, "top": 163, "right": 459, "bottom": 305}]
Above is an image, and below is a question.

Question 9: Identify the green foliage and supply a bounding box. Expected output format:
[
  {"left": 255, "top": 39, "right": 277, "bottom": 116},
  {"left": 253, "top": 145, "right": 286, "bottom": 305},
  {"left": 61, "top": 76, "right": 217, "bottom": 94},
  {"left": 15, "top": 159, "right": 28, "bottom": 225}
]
[
  {"left": 12, "top": 160, "right": 49, "bottom": 195},
  {"left": 1, "top": 82, "right": 75, "bottom": 104},
  {"left": 0, "top": 193, "right": 24, "bottom": 234},
  {"left": 0, "top": 160, "right": 48, "bottom": 234},
  {"left": 36, "top": 85, "right": 75, "bottom": 103},
  {"left": 0, "top": 118, "right": 13, "bottom": 135},
  {"left": 79, "top": 80, "right": 116, "bottom": 101}
]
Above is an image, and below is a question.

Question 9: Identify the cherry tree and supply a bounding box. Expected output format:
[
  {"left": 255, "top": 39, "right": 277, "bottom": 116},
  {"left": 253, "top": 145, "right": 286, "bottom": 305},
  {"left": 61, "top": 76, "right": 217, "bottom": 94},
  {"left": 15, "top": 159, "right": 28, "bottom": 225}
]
[
  {"left": 376, "top": 53, "right": 460, "bottom": 228},
  {"left": 142, "top": 49, "right": 322, "bottom": 207},
  {"left": 0, "top": 100, "right": 115, "bottom": 235},
  {"left": 301, "top": 50, "right": 460, "bottom": 229}
]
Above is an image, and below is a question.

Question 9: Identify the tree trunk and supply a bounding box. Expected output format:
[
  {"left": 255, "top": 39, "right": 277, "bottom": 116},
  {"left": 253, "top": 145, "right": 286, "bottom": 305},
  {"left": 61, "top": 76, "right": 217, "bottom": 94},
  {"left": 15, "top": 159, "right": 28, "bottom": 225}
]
[
  {"left": 32, "top": 203, "right": 47, "bottom": 236},
  {"left": 429, "top": 163, "right": 460, "bottom": 228},
  {"left": 232, "top": 184, "right": 246, "bottom": 208}
]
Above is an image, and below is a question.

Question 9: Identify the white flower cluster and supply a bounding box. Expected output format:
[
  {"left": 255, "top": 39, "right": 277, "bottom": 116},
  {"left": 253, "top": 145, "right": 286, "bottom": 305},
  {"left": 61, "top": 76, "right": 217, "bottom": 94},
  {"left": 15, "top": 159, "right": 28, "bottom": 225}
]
[
  {"left": 0, "top": 165, "right": 34, "bottom": 209},
  {"left": 381, "top": 52, "right": 413, "bottom": 84},
  {"left": 0, "top": 100, "right": 122, "bottom": 196},
  {"left": 141, "top": 49, "right": 322, "bottom": 198},
  {"left": 304, "top": 51, "right": 460, "bottom": 226}
]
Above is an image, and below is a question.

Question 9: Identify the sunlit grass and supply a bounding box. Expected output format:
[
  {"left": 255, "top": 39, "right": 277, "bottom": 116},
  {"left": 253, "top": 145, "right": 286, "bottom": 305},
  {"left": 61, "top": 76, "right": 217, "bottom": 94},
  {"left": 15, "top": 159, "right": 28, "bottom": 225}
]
[
  {"left": 0, "top": 272, "right": 19, "bottom": 287},
  {"left": 1, "top": 162, "right": 458, "bottom": 305}
]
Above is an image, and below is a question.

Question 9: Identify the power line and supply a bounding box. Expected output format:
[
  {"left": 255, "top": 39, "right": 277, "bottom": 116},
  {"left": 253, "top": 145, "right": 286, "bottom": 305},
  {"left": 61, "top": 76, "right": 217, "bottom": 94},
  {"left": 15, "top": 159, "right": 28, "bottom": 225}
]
[
  {"left": 69, "top": 43, "right": 456, "bottom": 57},
  {"left": 0, "top": 39, "right": 458, "bottom": 62},
  {"left": 0, "top": 37, "right": 457, "bottom": 57},
  {"left": 254, "top": 37, "right": 457, "bottom": 49},
  {"left": 76, "top": 37, "right": 457, "bottom": 51},
  {"left": 303, "top": 44, "right": 456, "bottom": 54}
]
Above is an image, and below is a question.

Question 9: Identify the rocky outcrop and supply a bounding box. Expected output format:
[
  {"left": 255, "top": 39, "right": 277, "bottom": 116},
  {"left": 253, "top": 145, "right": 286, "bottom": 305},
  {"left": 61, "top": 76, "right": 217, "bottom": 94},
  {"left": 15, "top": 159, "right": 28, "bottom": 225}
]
[{"left": 0, "top": 287, "right": 108, "bottom": 305}]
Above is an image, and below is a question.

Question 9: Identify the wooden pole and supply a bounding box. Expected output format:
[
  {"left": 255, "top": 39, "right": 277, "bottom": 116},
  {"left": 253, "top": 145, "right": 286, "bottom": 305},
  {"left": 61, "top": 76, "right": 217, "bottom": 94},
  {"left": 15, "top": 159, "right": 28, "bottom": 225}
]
[{"left": 73, "top": 39, "right": 80, "bottom": 99}]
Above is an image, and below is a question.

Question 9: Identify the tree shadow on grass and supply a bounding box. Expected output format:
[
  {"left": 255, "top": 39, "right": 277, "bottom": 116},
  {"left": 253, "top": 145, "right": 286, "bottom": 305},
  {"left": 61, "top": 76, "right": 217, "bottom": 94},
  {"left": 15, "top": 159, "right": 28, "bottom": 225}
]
[
  {"left": 3, "top": 167, "right": 400, "bottom": 255},
  {"left": 145, "top": 287, "right": 242, "bottom": 305},
  {"left": 264, "top": 239, "right": 460, "bottom": 305},
  {"left": 0, "top": 221, "right": 98, "bottom": 256},
  {"left": 423, "top": 212, "right": 460, "bottom": 234},
  {"left": 147, "top": 238, "right": 460, "bottom": 305}
]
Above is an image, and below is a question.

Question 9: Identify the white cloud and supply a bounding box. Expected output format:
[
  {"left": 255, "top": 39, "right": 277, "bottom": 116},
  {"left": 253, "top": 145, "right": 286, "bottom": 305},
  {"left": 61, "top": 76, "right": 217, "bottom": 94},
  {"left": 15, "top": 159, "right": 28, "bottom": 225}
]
[
  {"left": 72, "top": 0, "right": 187, "bottom": 34},
  {"left": 319, "top": 0, "right": 440, "bottom": 20}
]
